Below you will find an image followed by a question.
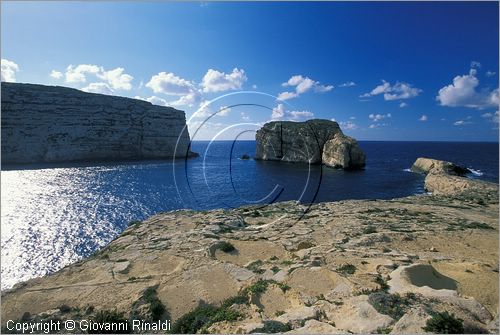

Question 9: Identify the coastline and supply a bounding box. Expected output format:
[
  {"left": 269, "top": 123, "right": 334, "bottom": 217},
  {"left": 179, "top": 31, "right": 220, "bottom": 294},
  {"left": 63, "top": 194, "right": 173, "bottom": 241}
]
[{"left": 1, "top": 165, "right": 498, "bottom": 334}]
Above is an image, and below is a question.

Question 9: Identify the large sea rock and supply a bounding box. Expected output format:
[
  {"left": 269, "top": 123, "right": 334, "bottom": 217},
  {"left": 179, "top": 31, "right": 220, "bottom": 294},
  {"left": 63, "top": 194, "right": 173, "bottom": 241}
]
[
  {"left": 411, "top": 157, "right": 470, "bottom": 176},
  {"left": 411, "top": 157, "right": 498, "bottom": 197},
  {"left": 1, "top": 82, "right": 194, "bottom": 164},
  {"left": 254, "top": 119, "right": 365, "bottom": 169}
]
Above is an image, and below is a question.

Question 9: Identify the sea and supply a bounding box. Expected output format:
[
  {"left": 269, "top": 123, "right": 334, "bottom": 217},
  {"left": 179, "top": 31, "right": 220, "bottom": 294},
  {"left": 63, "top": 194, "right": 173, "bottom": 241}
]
[{"left": 1, "top": 141, "right": 498, "bottom": 290}]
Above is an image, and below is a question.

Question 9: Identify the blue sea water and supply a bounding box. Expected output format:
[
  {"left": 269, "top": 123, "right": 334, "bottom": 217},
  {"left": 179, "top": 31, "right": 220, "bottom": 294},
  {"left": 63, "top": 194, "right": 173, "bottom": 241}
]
[{"left": 1, "top": 141, "right": 498, "bottom": 289}]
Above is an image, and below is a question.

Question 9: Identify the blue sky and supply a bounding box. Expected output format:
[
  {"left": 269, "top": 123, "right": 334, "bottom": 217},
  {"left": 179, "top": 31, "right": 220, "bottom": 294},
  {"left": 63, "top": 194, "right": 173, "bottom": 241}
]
[{"left": 1, "top": 1, "right": 498, "bottom": 141}]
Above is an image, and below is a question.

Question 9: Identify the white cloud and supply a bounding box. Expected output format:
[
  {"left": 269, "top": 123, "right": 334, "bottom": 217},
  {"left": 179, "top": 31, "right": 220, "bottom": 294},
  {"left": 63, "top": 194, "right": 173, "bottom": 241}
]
[
  {"left": 146, "top": 72, "right": 196, "bottom": 96},
  {"left": 278, "top": 75, "right": 333, "bottom": 100},
  {"left": 218, "top": 106, "right": 231, "bottom": 116},
  {"left": 65, "top": 64, "right": 101, "bottom": 83},
  {"left": 271, "top": 103, "right": 314, "bottom": 121},
  {"left": 289, "top": 110, "right": 314, "bottom": 119},
  {"left": 314, "top": 83, "right": 334, "bottom": 93},
  {"left": 63, "top": 64, "right": 134, "bottom": 93},
  {"left": 369, "top": 123, "right": 388, "bottom": 129},
  {"left": 81, "top": 82, "right": 114, "bottom": 95},
  {"left": 252, "top": 84, "right": 257, "bottom": 89},
  {"left": 486, "top": 71, "right": 497, "bottom": 77},
  {"left": 482, "top": 111, "right": 499, "bottom": 124},
  {"left": 453, "top": 120, "right": 472, "bottom": 126},
  {"left": 436, "top": 68, "right": 498, "bottom": 109},
  {"left": 1, "top": 59, "right": 19, "bottom": 82},
  {"left": 339, "top": 81, "right": 356, "bottom": 87},
  {"left": 201, "top": 68, "right": 247, "bottom": 93},
  {"left": 349, "top": 116, "right": 356, "bottom": 120},
  {"left": 361, "top": 80, "right": 421, "bottom": 100},
  {"left": 339, "top": 121, "right": 358, "bottom": 130},
  {"left": 277, "top": 91, "right": 298, "bottom": 101},
  {"left": 134, "top": 95, "right": 170, "bottom": 107},
  {"left": 369, "top": 113, "right": 391, "bottom": 121},
  {"left": 241, "top": 112, "right": 250, "bottom": 121},
  {"left": 97, "top": 67, "right": 133, "bottom": 90},
  {"left": 470, "top": 61, "right": 481, "bottom": 69},
  {"left": 399, "top": 102, "right": 408, "bottom": 108},
  {"left": 169, "top": 91, "right": 201, "bottom": 107},
  {"left": 191, "top": 102, "right": 232, "bottom": 119},
  {"left": 145, "top": 71, "right": 202, "bottom": 107},
  {"left": 419, "top": 115, "right": 428, "bottom": 122},
  {"left": 50, "top": 70, "right": 63, "bottom": 79}
]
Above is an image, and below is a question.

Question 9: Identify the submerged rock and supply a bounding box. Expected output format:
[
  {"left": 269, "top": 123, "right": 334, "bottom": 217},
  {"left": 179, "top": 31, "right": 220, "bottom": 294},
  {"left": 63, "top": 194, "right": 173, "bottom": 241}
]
[{"left": 254, "top": 119, "right": 365, "bottom": 169}]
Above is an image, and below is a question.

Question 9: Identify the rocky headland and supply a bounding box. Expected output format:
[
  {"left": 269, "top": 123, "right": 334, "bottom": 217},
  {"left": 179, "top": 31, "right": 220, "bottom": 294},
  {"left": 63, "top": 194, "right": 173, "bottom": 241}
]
[
  {"left": 1, "top": 158, "right": 498, "bottom": 334},
  {"left": 254, "top": 120, "right": 366, "bottom": 169},
  {"left": 1, "top": 83, "right": 194, "bottom": 164}
]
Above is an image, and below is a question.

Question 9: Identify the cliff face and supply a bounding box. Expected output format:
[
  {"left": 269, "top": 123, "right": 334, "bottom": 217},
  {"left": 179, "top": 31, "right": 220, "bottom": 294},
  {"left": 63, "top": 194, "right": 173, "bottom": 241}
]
[
  {"left": 1, "top": 82, "right": 193, "bottom": 164},
  {"left": 254, "top": 119, "right": 365, "bottom": 169}
]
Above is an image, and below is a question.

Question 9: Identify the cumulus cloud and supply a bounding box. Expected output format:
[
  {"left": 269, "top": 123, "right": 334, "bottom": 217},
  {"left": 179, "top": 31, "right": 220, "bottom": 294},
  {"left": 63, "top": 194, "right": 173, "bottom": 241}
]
[
  {"left": 436, "top": 67, "right": 499, "bottom": 109},
  {"left": 339, "top": 81, "right": 356, "bottom": 87},
  {"left": 454, "top": 120, "right": 472, "bottom": 126},
  {"left": 1, "top": 59, "right": 19, "bottom": 82},
  {"left": 145, "top": 71, "right": 202, "bottom": 107},
  {"left": 360, "top": 80, "right": 421, "bottom": 100},
  {"left": 271, "top": 104, "right": 314, "bottom": 121},
  {"left": 218, "top": 106, "right": 231, "bottom": 116},
  {"left": 169, "top": 91, "right": 201, "bottom": 107},
  {"left": 470, "top": 61, "right": 481, "bottom": 69},
  {"left": 61, "top": 64, "right": 134, "bottom": 95},
  {"left": 97, "top": 67, "right": 133, "bottom": 90},
  {"left": 201, "top": 68, "right": 247, "bottom": 93},
  {"left": 419, "top": 115, "right": 428, "bottom": 122},
  {"left": 65, "top": 64, "right": 101, "bottom": 83},
  {"left": 134, "top": 95, "right": 170, "bottom": 107},
  {"left": 81, "top": 82, "right": 114, "bottom": 95},
  {"left": 190, "top": 103, "right": 233, "bottom": 119},
  {"left": 241, "top": 112, "right": 250, "bottom": 121},
  {"left": 399, "top": 102, "right": 408, "bottom": 108},
  {"left": 369, "top": 123, "right": 388, "bottom": 129},
  {"left": 289, "top": 110, "right": 314, "bottom": 119},
  {"left": 339, "top": 121, "right": 358, "bottom": 130},
  {"left": 278, "top": 75, "right": 333, "bottom": 100},
  {"left": 486, "top": 71, "right": 497, "bottom": 77},
  {"left": 50, "top": 70, "right": 63, "bottom": 79},
  {"left": 482, "top": 111, "right": 499, "bottom": 124},
  {"left": 146, "top": 68, "right": 246, "bottom": 107},
  {"left": 369, "top": 113, "right": 391, "bottom": 121},
  {"left": 146, "top": 72, "right": 196, "bottom": 96},
  {"left": 277, "top": 91, "right": 298, "bottom": 100}
]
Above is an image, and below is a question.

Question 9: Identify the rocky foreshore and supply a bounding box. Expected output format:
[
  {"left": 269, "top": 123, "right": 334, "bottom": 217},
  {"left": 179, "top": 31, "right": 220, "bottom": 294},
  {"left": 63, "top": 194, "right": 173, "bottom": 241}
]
[{"left": 1, "top": 158, "right": 498, "bottom": 334}]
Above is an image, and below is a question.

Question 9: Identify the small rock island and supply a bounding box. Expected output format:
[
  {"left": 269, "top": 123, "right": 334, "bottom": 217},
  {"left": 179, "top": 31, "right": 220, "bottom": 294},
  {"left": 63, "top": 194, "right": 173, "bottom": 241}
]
[
  {"left": 255, "top": 119, "right": 366, "bottom": 169},
  {"left": 1, "top": 82, "right": 194, "bottom": 164}
]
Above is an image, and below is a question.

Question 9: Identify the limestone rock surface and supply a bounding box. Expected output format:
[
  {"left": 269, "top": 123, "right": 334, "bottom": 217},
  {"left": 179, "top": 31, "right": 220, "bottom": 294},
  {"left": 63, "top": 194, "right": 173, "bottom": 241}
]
[
  {"left": 411, "top": 157, "right": 470, "bottom": 175},
  {"left": 255, "top": 119, "right": 365, "bottom": 169},
  {"left": 1, "top": 82, "right": 194, "bottom": 164},
  {"left": 322, "top": 133, "right": 366, "bottom": 169}
]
